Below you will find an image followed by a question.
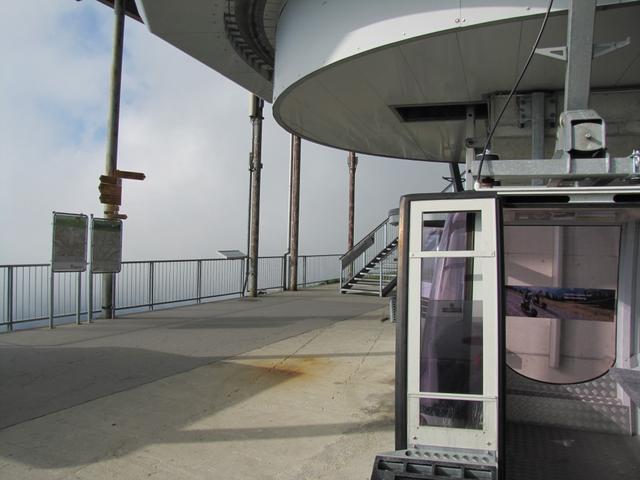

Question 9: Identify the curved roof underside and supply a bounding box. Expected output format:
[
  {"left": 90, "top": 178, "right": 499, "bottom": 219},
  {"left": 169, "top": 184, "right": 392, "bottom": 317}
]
[
  {"left": 124, "top": 1, "right": 640, "bottom": 163},
  {"left": 272, "top": 3, "right": 640, "bottom": 162},
  {"left": 133, "top": 0, "right": 285, "bottom": 102}
]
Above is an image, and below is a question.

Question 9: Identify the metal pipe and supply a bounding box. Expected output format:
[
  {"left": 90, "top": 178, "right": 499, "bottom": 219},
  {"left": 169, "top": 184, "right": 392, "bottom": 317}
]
[
  {"left": 248, "top": 95, "right": 264, "bottom": 297},
  {"left": 102, "top": 0, "right": 125, "bottom": 319},
  {"left": 289, "top": 135, "right": 301, "bottom": 290},
  {"left": 286, "top": 136, "right": 294, "bottom": 247},
  {"left": 347, "top": 152, "right": 358, "bottom": 250},
  {"left": 87, "top": 215, "right": 94, "bottom": 323},
  {"left": 243, "top": 152, "right": 254, "bottom": 296}
]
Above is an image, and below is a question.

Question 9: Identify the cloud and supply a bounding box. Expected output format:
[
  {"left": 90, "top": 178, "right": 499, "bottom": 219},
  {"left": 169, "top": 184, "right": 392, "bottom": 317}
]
[{"left": 0, "top": 1, "right": 448, "bottom": 265}]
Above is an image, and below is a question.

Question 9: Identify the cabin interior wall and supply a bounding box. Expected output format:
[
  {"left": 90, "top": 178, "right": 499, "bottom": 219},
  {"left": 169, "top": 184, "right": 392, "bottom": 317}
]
[{"left": 504, "top": 223, "right": 619, "bottom": 384}]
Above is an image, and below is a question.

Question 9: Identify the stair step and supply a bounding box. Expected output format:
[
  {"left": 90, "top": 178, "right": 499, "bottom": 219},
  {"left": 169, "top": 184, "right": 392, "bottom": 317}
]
[{"left": 341, "top": 288, "right": 381, "bottom": 295}]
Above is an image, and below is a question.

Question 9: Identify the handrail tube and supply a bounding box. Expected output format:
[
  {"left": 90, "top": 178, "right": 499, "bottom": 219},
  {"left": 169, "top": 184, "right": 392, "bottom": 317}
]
[
  {"left": 339, "top": 218, "right": 388, "bottom": 261},
  {"left": 341, "top": 235, "right": 375, "bottom": 268}
]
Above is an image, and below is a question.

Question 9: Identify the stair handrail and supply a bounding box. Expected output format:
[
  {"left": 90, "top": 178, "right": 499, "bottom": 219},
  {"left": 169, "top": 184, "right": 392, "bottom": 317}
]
[{"left": 339, "top": 217, "right": 389, "bottom": 264}]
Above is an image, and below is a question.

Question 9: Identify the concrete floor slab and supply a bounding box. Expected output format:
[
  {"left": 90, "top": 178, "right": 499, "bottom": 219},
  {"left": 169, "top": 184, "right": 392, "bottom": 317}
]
[{"left": 0, "top": 287, "right": 395, "bottom": 479}]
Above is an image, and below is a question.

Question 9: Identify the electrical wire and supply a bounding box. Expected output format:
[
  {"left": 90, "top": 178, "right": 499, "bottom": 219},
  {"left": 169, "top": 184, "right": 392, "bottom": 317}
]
[{"left": 477, "top": 0, "right": 555, "bottom": 184}]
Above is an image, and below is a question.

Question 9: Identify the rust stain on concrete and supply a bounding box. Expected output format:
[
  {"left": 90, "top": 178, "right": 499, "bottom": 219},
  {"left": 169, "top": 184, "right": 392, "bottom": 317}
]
[{"left": 246, "top": 356, "right": 329, "bottom": 380}]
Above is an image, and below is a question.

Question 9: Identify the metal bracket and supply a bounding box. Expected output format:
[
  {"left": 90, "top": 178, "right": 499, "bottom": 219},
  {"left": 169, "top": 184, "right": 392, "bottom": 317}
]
[
  {"left": 594, "top": 37, "right": 631, "bottom": 58},
  {"left": 535, "top": 37, "right": 631, "bottom": 61},
  {"left": 535, "top": 46, "right": 567, "bottom": 61}
]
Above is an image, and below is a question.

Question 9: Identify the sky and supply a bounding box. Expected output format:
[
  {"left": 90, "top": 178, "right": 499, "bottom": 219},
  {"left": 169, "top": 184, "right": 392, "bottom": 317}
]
[{"left": 0, "top": 1, "right": 449, "bottom": 264}]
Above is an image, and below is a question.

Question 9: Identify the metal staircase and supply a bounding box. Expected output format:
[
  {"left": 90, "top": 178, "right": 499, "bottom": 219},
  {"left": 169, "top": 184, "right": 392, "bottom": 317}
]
[{"left": 340, "top": 216, "right": 398, "bottom": 297}]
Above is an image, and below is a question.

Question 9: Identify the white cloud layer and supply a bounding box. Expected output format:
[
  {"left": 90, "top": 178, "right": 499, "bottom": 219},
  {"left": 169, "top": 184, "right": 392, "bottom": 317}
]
[{"left": 0, "top": 1, "right": 448, "bottom": 264}]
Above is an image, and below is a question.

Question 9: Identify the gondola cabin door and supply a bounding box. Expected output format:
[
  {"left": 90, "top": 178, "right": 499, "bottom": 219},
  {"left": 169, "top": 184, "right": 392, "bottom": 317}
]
[{"left": 406, "top": 196, "right": 502, "bottom": 463}]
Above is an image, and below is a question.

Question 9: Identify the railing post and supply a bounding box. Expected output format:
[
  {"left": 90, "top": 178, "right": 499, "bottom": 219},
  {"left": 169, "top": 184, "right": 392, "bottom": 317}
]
[
  {"left": 148, "top": 261, "right": 155, "bottom": 311},
  {"left": 76, "top": 271, "right": 82, "bottom": 325},
  {"left": 303, "top": 256, "right": 307, "bottom": 286},
  {"left": 87, "top": 269, "right": 93, "bottom": 323},
  {"left": 196, "top": 260, "right": 202, "bottom": 304},
  {"left": 6, "top": 266, "right": 13, "bottom": 332},
  {"left": 49, "top": 265, "right": 55, "bottom": 329},
  {"left": 281, "top": 255, "right": 287, "bottom": 290},
  {"left": 112, "top": 272, "right": 117, "bottom": 317},
  {"left": 384, "top": 220, "right": 388, "bottom": 248}
]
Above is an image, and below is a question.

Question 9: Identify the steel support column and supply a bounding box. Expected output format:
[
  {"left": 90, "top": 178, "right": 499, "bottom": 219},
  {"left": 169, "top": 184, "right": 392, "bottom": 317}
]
[
  {"left": 102, "top": 0, "right": 125, "bottom": 319},
  {"left": 464, "top": 106, "right": 476, "bottom": 189},
  {"left": 531, "top": 91, "right": 547, "bottom": 186},
  {"left": 531, "top": 92, "right": 546, "bottom": 159},
  {"left": 564, "top": 0, "right": 596, "bottom": 111},
  {"left": 288, "top": 135, "right": 301, "bottom": 291},
  {"left": 248, "top": 95, "right": 264, "bottom": 297},
  {"left": 347, "top": 152, "right": 358, "bottom": 250}
]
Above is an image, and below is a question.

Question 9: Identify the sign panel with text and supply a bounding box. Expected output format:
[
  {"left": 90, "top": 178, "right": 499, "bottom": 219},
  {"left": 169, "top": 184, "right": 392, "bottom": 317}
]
[
  {"left": 51, "top": 213, "right": 88, "bottom": 272},
  {"left": 91, "top": 218, "right": 123, "bottom": 273}
]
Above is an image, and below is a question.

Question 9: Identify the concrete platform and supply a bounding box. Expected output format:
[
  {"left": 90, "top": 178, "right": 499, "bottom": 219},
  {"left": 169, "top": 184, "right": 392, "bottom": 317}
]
[{"left": 0, "top": 286, "right": 395, "bottom": 479}]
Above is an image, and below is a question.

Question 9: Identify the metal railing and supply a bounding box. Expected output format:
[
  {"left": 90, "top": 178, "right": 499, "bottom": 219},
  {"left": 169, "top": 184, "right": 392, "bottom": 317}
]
[
  {"left": 0, "top": 254, "right": 340, "bottom": 332},
  {"left": 339, "top": 217, "right": 399, "bottom": 295}
]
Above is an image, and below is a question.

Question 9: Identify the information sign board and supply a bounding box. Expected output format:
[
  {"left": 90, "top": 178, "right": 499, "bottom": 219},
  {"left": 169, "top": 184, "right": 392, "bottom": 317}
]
[
  {"left": 51, "top": 213, "right": 88, "bottom": 272},
  {"left": 91, "top": 218, "right": 123, "bottom": 273}
]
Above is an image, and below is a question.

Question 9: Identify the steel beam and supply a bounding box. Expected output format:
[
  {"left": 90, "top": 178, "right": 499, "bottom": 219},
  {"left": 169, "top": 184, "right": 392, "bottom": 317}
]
[
  {"left": 464, "top": 106, "right": 476, "bottom": 189},
  {"left": 564, "top": 0, "right": 596, "bottom": 111},
  {"left": 473, "top": 156, "right": 637, "bottom": 180},
  {"left": 531, "top": 92, "right": 546, "bottom": 159},
  {"left": 248, "top": 95, "right": 264, "bottom": 297},
  {"left": 288, "top": 135, "right": 301, "bottom": 291},
  {"left": 102, "top": 0, "right": 125, "bottom": 319}
]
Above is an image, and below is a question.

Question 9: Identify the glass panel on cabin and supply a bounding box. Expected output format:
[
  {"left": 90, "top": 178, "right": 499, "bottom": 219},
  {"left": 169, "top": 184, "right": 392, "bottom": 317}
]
[
  {"left": 419, "top": 399, "right": 483, "bottom": 430},
  {"left": 422, "top": 212, "right": 478, "bottom": 251},
  {"left": 504, "top": 225, "right": 619, "bottom": 384},
  {"left": 419, "top": 210, "right": 484, "bottom": 428}
]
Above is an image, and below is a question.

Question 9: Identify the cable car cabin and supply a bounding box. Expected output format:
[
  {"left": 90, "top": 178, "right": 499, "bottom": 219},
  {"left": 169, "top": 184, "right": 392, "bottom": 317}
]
[{"left": 372, "top": 189, "right": 640, "bottom": 480}]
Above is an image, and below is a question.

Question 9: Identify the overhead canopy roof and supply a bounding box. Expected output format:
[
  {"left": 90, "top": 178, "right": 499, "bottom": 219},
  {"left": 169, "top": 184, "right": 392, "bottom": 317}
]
[
  {"left": 109, "top": 1, "right": 640, "bottom": 163},
  {"left": 273, "top": 2, "right": 640, "bottom": 162}
]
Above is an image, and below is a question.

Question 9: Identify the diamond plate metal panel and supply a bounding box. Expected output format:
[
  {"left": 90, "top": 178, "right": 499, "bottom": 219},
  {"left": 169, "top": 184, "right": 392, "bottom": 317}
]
[{"left": 506, "top": 369, "right": 632, "bottom": 434}]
